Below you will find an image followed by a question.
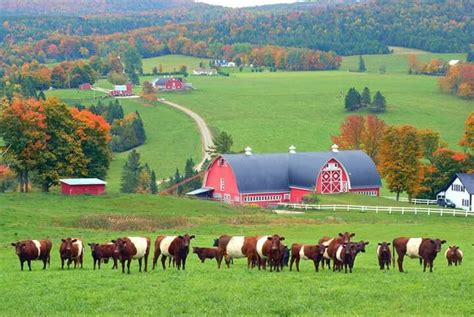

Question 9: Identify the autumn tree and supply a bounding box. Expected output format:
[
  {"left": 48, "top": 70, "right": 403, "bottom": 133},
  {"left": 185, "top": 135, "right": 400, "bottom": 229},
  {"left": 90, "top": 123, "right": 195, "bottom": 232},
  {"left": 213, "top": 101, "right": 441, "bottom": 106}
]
[
  {"left": 142, "top": 81, "right": 157, "bottom": 102},
  {"left": 418, "top": 129, "right": 441, "bottom": 162},
  {"left": 361, "top": 115, "right": 387, "bottom": 161},
  {"left": 460, "top": 112, "right": 474, "bottom": 154},
  {"left": 0, "top": 97, "right": 48, "bottom": 192},
  {"left": 378, "top": 125, "right": 423, "bottom": 200}
]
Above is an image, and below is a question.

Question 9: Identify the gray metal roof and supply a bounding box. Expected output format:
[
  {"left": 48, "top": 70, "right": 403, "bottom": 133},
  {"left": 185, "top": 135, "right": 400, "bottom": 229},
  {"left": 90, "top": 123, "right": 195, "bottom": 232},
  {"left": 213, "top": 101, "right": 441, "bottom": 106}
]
[
  {"left": 186, "top": 187, "right": 214, "bottom": 195},
  {"left": 153, "top": 78, "right": 182, "bottom": 86},
  {"left": 60, "top": 178, "right": 106, "bottom": 185},
  {"left": 457, "top": 173, "right": 474, "bottom": 194},
  {"left": 222, "top": 150, "right": 381, "bottom": 193}
]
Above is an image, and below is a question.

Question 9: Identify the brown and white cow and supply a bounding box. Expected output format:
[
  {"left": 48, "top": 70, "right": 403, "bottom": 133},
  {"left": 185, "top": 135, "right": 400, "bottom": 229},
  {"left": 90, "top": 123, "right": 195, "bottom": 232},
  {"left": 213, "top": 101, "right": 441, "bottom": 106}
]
[
  {"left": 392, "top": 237, "right": 446, "bottom": 272},
  {"left": 11, "top": 239, "right": 52, "bottom": 271},
  {"left": 88, "top": 242, "right": 119, "bottom": 270},
  {"left": 112, "top": 237, "right": 150, "bottom": 274},
  {"left": 333, "top": 242, "right": 358, "bottom": 273},
  {"left": 319, "top": 232, "right": 356, "bottom": 270},
  {"left": 377, "top": 242, "right": 391, "bottom": 270},
  {"left": 289, "top": 243, "right": 327, "bottom": 272},
  {"left": 216, "top": 235, "right": 258, "bottom": 269},
  {"left": 153, "top": 234, "right": 195, "bottom": 270},
  {"left": 256, "top": 235, "right": 285, "bottom": 272},
  {"left": 193, "top": 247, "right": 218, "bottom": 263},
  {"left": 445, "top": 246, "right": 463, "bottom": 266},
  {"left": 60, "top": 238, "right": 84, "bottom": 269}
]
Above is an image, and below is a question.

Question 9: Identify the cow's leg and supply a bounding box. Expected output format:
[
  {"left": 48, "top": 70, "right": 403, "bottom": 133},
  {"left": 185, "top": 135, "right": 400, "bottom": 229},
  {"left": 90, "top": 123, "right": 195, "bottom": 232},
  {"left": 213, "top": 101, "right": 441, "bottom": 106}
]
[
  {"left": 397, "top": 255, "right": 404, "bottom": 273},
  {"left": 161, "top": 255, "right": 167, "bottom": 270},
  {"left": 138, "top": 258, "right": 142, "bottom": 272},
  {"left": 313, "top": 259, "right": 318, "bottom": 272},
  {"left": 27, "top": 260, "right": 32, "bottom": 271},
  {"left": 423, "top": 259, "right": 427, "bottom": 272},
  {"left": 289, "top": 256, "right": 295, "bottom": 271},
  {"left": 216, "top": 253, "right": 223, "bottom": 269},
  {"left": 113, "top": 257, "right": 118, "bottom": 269},
  {"left": 94, "top": 258, "right": 97, "bottom": 270},
  {"left": 144, "top": 253, "right": 149, "bottom": 272},
  {"left": 182, "top": 256, "right": 187, "bottom": 270},
  {"left": 20, "top": 260, "right": 24, "bottom": 271},
  {"left": 225, "top": 255, "right": 231, "bottom": 268},
  {"left": 127, "top": 259, "right": 131, "bottom": 274},
  {"left": 121, "top": 260, "right": 125, "bottom": 273},
  {"left": 429, "top": 260, "right": 434, "bottom": 273},
  {"left": 153, "top": 249, "right": 161, "bottom": 270},
  {"left": 296, "top": 258, "right": 300, "bottom": 272},
  {"left": 61, "top": 258, "right": 65, "bottom": 270},
  {"left": 42, "top": 257, "right": 47, "bottom": 270}
]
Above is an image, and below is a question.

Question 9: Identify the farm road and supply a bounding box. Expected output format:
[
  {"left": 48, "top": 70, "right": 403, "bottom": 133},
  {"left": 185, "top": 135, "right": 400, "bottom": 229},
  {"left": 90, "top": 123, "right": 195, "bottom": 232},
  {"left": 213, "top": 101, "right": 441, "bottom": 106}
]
[{"left": 159, "top": 100, "right": 214, "bottom": 171}]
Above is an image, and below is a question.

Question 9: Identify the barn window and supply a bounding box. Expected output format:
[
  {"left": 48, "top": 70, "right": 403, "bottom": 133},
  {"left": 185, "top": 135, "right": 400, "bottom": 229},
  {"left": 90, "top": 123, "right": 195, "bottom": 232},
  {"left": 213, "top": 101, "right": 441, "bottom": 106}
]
[{"left": 220, "top": 178, "right": 225, "bottom": 191}]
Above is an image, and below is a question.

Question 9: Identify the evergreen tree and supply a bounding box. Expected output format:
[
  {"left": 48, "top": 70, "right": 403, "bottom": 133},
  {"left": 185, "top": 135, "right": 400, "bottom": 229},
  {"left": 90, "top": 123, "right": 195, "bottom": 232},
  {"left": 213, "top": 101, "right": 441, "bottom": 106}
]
[
  {"left": 358, "top": 55, "right": 366, "bottom": 72},
  {"left": 120, "top": 149, "right": 142, "bottom": 193},
  {"left": 174, "top": 168, "right": 183, "bottom": 195},
  {"left": 152, "top": 66, "right": 158, "bottom": 75},
  {"left": 132, "top": 111, "right": 146, "bottom": 144},
  {"left": 370, "top": 91, "right": 387, "bottom": 113},
  {"left": 207, "top": 131, "right": 233, "bottom": 157},
  {"left": 344, "top": 88, "right": 361, "bottom": 111},
  {"left": 37, "top": 91, "right": 46, "bottom": 101},
  {"left": 150, "top": 170, "right": 158, "bottom": 194},
  {"left": 361, "top": 87, "right": 371, "bottom": 107},
  {"left": 467, "top": 47, "right": 474, "bottom": 63}
]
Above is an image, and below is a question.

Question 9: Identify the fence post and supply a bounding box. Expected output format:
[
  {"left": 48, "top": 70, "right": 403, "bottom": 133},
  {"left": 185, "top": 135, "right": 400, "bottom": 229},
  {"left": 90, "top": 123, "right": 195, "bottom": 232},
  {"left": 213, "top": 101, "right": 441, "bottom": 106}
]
[
  {"left": 453, "top": 209, "right": 455, "bottom": 217},
  {"left": 402, "top": 207, "right": 405, "bottom": 215},
  {"left": 333, "top": 205, "right": 336, "bottom": 212},
  {"left": 376, "top": 206, "right": 378, "bottom": 214},
  {"left": 441, "top": 209, "right": 443, "bottom": 216},
  {"left": 466, "top": 210, "right": 468, "bottom": 217},
  {"left": 305, "top": 205, "right": 308, "bottom": 211},
  {"left": 389, "top": 207, "right": 392, "bottom": 214},
  {"left": 428, "top": 208, "right": 430, "bottom": 216},
  {"left": 347, "top": 205, "right": 349, "bottom": 211},
  {"left": 415, "top": 207, "right": 417, "bottom": 215}
]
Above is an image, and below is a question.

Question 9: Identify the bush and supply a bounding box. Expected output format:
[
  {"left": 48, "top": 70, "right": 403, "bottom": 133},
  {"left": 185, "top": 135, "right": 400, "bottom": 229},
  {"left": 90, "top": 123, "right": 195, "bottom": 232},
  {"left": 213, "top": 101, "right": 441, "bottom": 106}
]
[{"left": 302, "top": 194, "right": 320, "bottom": 204}]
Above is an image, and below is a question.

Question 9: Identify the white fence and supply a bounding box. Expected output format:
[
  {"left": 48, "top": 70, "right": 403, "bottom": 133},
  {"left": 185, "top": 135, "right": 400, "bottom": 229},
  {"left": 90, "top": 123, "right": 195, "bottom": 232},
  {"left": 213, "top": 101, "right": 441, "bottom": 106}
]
[
  {"left": 277, "top": 203, "right": 474, "bottom": 217},
  {"left": 384, "top": 197, "right": 437, "bottom": 205}
]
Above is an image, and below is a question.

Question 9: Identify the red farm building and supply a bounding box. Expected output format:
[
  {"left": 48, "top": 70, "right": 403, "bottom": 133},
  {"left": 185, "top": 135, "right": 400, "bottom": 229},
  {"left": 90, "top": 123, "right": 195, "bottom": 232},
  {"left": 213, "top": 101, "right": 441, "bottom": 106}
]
[
  {"left": 188, "top": 145, "right": 381, "bottom": 207},
  {"left": 60, "top": 178, "right": 106, "bottom": 196},
  {"left": 110, "top": 83, "right": 133, "bottom": 97},
  {"left": 79, "top": 83, "right": 92, "bottom": 90},
  {"left": 153, "top": 78, "right": 185, "bottom": 91}
]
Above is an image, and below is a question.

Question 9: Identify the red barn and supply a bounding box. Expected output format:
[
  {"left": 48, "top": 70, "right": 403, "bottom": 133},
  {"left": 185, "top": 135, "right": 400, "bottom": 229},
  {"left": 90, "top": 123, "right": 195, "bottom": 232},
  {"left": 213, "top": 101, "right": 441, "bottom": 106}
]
[
  {"left": 153, "top": 78, "right": 185, "bottom": 91},
  {"left": 60, "top": 178, "right": 106, "bottom": 196},
  {"left": 110, "top": 83, "right": 133, "bottom": 97},
  {"left": 189, "top": 145, "right": 381, "bottom": 206},
  {"left": 79, "top": 83, "right": 92, "bottom": 90}
]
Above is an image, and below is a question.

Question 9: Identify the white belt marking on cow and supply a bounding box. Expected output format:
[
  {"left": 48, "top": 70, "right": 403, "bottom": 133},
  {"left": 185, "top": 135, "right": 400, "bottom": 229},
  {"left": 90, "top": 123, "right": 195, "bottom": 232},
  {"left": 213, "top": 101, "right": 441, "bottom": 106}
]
[
  {"left": 256, "top": 236, "right": 270, "bottom": 259},
  {"left": 129, "top": 237, "right": 148, "bottom": 259},
  {"left": 444, "top": 249, "right": 449, "bottom": 258},
  {"left": 377, "top": 245, "right": 381, "bottom": 257},
  {"left": 299, "top": 246, "right": 308, "bottom": 260},
  {"left": 322, "top": 238, "right": 334, "bottom": 259},
  {"left": 32, "top": 240, "right": 41, "bottom": 258},
  {"left": 458, "top": 250, "right": 464, "bottom": 258},
  {"left": 74, "top": 240, "right": 83, "bottom": 258},
  {"left": 160, "top": 236, "right": 177, "bottom": 257},
  {"left": 226, "top": 236, "right": 246, "bottom": 258},
  {"left": 406, "top": 238, "right": 423, "bottom": 258},
  {"left": 336, "top": 245, "right": 344, "bottom": 262}
]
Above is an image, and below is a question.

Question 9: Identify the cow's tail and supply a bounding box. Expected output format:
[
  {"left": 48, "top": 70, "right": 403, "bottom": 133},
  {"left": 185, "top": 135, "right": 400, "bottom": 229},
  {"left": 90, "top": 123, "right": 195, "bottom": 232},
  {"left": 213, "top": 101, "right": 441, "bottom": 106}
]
[{"left": 392, "top": 240, "right": 395, "bottom": 268}]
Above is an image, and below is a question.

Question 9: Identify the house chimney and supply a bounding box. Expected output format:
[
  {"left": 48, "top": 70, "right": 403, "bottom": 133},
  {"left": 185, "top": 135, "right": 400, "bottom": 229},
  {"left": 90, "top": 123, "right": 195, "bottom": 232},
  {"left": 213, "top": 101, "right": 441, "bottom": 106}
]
[
  {"left": 331, "top": 144, "right": 339, "bottom": 153},
  {"left": 289, "top": 145, "right": 296, "bottom": 154},
  {"left": 245, "top": 146, "right": 252, "bottom": 156}
]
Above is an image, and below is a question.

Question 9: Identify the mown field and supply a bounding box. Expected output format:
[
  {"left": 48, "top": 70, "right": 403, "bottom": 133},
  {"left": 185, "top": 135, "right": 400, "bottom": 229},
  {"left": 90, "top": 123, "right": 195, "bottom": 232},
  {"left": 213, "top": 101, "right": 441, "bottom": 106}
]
[{"left": 0, "top": 193, "right": 472, "bottom": 316}]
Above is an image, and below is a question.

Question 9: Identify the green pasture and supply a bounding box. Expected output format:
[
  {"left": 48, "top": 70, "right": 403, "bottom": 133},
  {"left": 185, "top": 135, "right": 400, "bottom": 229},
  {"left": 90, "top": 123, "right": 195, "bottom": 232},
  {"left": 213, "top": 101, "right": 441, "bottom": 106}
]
[
  {"left": 142, "top": 55, "right": 212, "bottom": 74},
  {"left": 0, "top": 193, "right": 472, "bottom": 315}
]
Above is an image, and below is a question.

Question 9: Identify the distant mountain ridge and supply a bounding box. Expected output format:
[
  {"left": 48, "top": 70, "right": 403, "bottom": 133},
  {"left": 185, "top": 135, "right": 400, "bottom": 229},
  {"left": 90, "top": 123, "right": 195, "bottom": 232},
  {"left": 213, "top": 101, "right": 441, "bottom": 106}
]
[{"left": 0, "top": 0, "right": 199, "bottom": 16}]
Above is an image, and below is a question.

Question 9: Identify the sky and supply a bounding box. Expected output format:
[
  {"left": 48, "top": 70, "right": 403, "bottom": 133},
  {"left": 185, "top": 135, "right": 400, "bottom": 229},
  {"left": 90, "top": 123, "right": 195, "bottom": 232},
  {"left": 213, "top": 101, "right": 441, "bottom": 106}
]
[{"left": 196, "top": 0, "right": 297, "bottom": 8}]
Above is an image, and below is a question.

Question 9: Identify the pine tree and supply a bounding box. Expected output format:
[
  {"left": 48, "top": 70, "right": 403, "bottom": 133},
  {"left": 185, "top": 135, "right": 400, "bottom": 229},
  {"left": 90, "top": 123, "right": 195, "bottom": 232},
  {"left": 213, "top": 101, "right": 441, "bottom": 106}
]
[
  {"left": 358, "top": 55, "right": 366, "bottom": 72},
  {"left": 467, "top": 47, "right": 474, "bottom": 63},
  {"left": 207, "top": 131, "right": 233, "bottom": 157},
  {"left": 370, "top": 91, "right": 387, "bottom": 113},
  {"left": 120, "top": 149, "right": 142, "bottom": 193},
  {"left": 174, "top": 168, "right": 183, "bottom": 195},
  {"left": 150, "top": 170, "right": 158, "bottom": 194},
  {"left": 37, "top": 91, "right": 46, "bottom": 101},
  {"left": 344, "top": 88, "right": 361, "bottom": 111},
  {"left": 152, "top": 66, "right": 158, "bottom": 75},
  {"left": 361, "top": 87, "right": 371, "bottom": 107},
  {"left": 132, "top": 111, "right": 146, "bottom": 144}
]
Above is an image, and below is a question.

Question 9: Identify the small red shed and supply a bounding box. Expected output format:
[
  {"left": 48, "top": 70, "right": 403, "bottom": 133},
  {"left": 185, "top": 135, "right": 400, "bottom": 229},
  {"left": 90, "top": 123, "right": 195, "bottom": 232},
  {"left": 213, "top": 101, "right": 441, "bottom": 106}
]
[
  {"left": 79, "top": 83, "right": 92, "bottom": 90},
  {"left": 60, "top": 178, "right": 106, "bottom": 196}
]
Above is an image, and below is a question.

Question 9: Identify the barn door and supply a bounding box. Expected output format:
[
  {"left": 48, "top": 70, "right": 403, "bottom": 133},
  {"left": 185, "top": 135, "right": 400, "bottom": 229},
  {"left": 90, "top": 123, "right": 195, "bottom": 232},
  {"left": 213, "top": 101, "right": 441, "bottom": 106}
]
[{"left": 320, "top": 163, "right": 347, "bottom": 194}]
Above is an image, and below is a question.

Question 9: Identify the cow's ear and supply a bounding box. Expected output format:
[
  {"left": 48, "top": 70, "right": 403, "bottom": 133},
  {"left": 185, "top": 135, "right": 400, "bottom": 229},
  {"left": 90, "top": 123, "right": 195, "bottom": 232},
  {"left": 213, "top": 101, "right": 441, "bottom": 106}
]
[
  {"left": 267, "top": 237, "right": 273, "bottom": 241},
  {"left": 178, "top": 236, "right": 184, "bottom": 239},
  {"left": 72, "top": 239, "right": 77, "bottom": 243},
  {"left": 364, "top": 241, "right": 369, "bottom": 245},
  {"left": 11, "top": 243, "right": 16, "bottom": 246},
  {"left": 378, "top": 243, "right": 382, "bottom": 245},
  {"left": 280, "top": 237, "right": 285, "bottom": 241},
  {"left": 61, "top": 239, "right": 66, "bottom": 243},
  {"left": 350, "top": 233, "right": 355, "bottom": 237},
  {"left": 387, "top": 243, "right": 391, "bottom": 246},
  {"left": 441, "top": 240, "right": 446, "bottom": 244},
  {"left": 87, "top": 243, "right": 92, "bottom": 246},
  {"left": 338, "top": 233, "right": 343, "bottom": 237},
  {"left": 111, "top": 240, "right": 116, "bottom": 243},
  {"left": 190, "top": 235, "right": 195, "bottom": 239}
]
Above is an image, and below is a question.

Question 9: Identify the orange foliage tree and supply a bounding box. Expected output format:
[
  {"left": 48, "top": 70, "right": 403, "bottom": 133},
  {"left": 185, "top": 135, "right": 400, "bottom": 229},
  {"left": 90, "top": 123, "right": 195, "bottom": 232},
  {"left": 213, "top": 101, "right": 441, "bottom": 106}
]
[{"left": 460, "top": 112, "right": 474, "bottom": 154}]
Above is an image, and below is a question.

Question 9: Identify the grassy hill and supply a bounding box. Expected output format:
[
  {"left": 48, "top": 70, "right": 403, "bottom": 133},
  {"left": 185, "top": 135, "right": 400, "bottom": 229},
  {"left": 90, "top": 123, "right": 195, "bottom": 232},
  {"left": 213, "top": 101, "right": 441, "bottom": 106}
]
[
  {"left": 0, "top": 193, "right": 472, "bottom": 315},
  {"left": 142, "top": 55, "right": 212, "bottom": 74}
]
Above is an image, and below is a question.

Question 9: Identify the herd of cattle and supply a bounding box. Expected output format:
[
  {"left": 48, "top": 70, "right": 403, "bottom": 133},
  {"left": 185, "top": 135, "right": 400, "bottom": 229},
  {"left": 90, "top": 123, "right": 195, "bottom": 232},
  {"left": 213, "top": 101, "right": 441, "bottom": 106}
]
[{"left": 10, "top": 232, "right": 464, "bottom": 274}]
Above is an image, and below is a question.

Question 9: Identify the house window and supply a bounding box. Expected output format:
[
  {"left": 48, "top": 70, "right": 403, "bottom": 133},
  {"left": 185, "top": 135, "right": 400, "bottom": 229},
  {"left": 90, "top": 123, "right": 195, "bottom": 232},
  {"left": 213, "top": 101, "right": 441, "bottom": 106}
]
[
  {"left": 284, "top": 194, "right": 290, "bottom": 200},
  {"left": 218, "top": 158, "right": 226, "bottom": 167},
  {"left": 220, "top": 178, "right": 225, "bottom": 191}
]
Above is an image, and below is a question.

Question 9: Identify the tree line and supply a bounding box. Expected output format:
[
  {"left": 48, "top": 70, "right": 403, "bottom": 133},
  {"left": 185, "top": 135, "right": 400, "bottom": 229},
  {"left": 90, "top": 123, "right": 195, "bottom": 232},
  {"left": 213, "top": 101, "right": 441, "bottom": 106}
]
[{"left": 332, "top": 113, "right": 474, "bottom": 200}]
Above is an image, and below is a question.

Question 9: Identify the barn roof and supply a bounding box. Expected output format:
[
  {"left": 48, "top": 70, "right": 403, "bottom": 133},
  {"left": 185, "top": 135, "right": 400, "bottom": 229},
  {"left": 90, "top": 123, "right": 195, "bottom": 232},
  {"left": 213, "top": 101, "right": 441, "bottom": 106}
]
[
  {"left": 456, "top": 173, "right": 474, "bottom": 194},
  {"left": 153, "top": 78, "right": 183, "bottom": 86},
  {"left": 60, "top": 178, "right": 106, "bottom": 185},
  {"left": 221, "top": 150, "right": 381, "bottom": 194}
]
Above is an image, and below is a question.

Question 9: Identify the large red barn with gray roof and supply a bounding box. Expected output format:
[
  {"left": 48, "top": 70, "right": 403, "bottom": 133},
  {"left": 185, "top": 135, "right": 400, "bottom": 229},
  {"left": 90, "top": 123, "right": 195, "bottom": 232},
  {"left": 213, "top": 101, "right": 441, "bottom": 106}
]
[{"left": 188, "top": 145, "right": 381, "bottom": 206}]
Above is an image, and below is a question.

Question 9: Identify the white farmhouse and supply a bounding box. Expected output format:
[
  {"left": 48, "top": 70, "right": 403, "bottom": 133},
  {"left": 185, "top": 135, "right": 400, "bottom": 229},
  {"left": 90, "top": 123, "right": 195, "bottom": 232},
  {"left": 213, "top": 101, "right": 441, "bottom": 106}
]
[{"left": 437, "top": 173, "right": 473, "bottom": 211}]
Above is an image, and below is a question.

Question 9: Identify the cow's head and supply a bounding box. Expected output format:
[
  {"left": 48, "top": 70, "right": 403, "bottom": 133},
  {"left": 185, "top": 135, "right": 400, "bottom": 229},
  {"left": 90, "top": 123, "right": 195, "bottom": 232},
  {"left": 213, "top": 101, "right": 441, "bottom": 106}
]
[
  {"left": 178, "top": 234, "right": 195, "bottom": 249},
  {"left": 338, "top": 232, "right": 355, "bottom": 244},
  {"left": 355, "top": 241, "right": 369, "bottom": 253},
  {"left": 267, "top": 235, "right": 285, "bottom": 251},
  {"left": 112, "top": 238, "right": 128, "bottom": 253},
  {"left": 378, "top": 242, "right": 391, "bottom": 254},
  {"left": 88, "top": 242, "right": 99, "bottom": 252},
  {"left": 61, "top": 238, "right": 77, "bottom": 257},
  {"left": 11, "top": 241, "right": 27, "bottom": 256},
  {"left": 431, "top": 239, "right": 446, "bottom": 253},
  {"left": 317, "top": 244, "right": 328, "bottom": 257}
]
